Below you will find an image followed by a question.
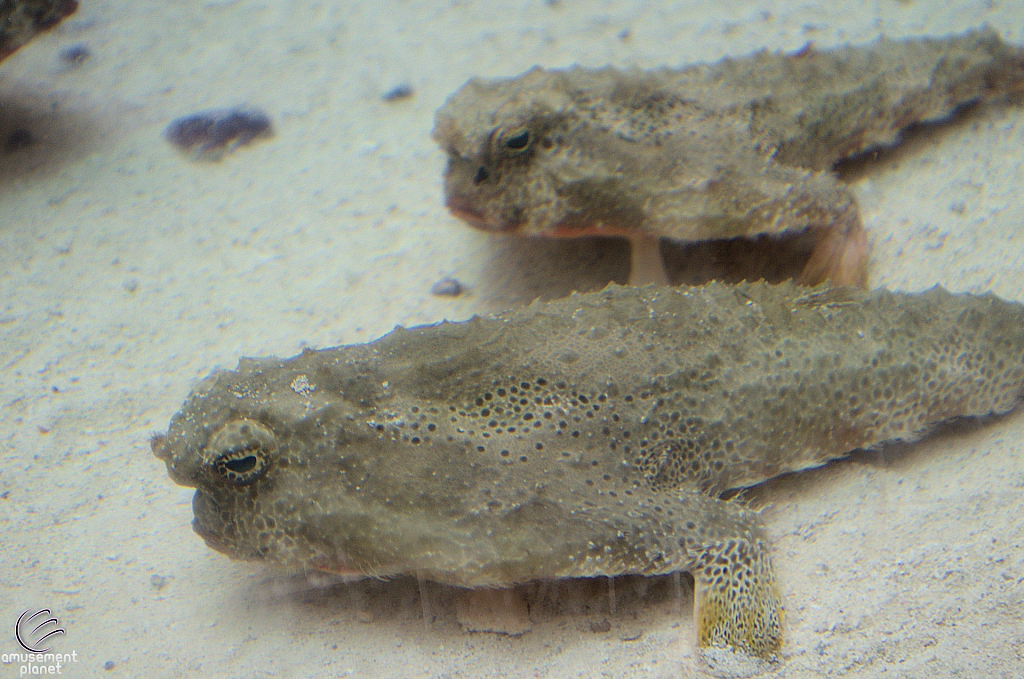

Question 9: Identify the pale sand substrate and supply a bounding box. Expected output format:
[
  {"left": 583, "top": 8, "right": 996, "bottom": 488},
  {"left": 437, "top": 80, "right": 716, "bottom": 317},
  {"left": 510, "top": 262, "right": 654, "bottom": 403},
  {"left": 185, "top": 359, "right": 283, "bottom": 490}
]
[{"left": 1, "top": 1, "right": 1022, "bottom": 677}]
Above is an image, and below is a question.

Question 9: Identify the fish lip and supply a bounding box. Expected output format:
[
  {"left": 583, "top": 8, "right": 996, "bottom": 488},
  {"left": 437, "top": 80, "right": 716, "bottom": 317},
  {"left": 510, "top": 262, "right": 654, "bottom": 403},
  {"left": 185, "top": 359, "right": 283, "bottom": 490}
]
[
  {"left": 549, "top": 222, "right": 631, "bottom": 238},
  {"left": 445, "top": 196, "right": 513, "bottom": 232},
  {"left": 191, "top": 491, "right": 239, "bottom": 557},
  {"left": 191, "top": 513, "right": 230, "bottom": 553},
  {"left": 445, "top": 194, "right": 633, "bottom": 238}
]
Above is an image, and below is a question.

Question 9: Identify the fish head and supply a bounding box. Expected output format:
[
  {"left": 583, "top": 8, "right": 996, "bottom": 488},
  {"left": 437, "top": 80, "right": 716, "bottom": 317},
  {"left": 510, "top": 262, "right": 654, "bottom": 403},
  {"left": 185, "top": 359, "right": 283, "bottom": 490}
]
[
  {"left": 433, "top": 67, "right": 652, "bottom": 238},
  {"left": 150, "top": 355, "right": 402, "bottom": 576}
]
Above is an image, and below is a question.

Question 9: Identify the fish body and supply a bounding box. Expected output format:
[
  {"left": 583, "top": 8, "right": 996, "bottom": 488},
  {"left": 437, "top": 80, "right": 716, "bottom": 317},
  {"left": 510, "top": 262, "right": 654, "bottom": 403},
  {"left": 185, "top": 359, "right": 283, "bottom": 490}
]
[
  {"left": 433, "top": 29, "right": 1024, "bottom": 285},
  {"left": 153, "top": 282, "right": 1024, "bottom": 671}
]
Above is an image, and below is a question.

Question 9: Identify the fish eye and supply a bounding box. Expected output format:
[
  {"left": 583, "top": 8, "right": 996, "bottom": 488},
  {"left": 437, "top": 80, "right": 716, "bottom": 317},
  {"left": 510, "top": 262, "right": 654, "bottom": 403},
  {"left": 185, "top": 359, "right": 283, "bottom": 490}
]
[
  {"left": 206, "top": 419, "right": 276, "bottom": 486},
  {"left": 214, "top": 447, "right": 268, "bottom": 485},
  {"left": 500, "top": 127, "right": 531, "bottom": 153}
]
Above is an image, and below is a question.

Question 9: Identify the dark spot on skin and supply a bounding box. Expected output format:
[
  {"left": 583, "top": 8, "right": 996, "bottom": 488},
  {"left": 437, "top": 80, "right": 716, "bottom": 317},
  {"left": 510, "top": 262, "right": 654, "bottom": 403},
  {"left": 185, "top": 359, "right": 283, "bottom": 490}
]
[
  {"left": 5, "top": 128, "right": 32, "bottom": 152},
  {"left": 164, "top": 107, "right": 273, "bottom": 161},
  {"left": 382, "top": 84, "right": 414, "bottom": 102},
  {"left": 430, "top": 277, "right": 465, "bottom": 297},
  {"left": 472, "top": 166, "right": 489, "bottom": 184},
  {"left": 59, "top": 43, "right": 89, "bottom": 65}
]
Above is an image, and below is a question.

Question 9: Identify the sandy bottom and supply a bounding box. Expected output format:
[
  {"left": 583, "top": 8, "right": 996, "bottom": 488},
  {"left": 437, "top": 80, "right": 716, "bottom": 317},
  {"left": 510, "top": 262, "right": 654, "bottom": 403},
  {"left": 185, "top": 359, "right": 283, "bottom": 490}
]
[{"left": 1, "top": 1, "right": 1022, "bottom": 677}]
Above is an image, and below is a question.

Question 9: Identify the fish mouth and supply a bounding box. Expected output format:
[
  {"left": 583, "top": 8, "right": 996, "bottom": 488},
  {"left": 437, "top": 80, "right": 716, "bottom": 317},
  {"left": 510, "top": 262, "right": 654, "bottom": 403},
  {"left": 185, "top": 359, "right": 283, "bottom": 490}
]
[
  {"left": 549, "top": 222, "right": 631, "bottom": 238},
  {"left": 444, "top": 194, "right": 635, "bottom": 238},
  {"left": 191, "top": 491, "right": 239, "bottom": 557},
  {"left": 445, "top": 196, "right": 515, "bottom": 232},
  {"left": 191, "top": 514, "right": 232, "bottom": 555},
  {"left": 446, "top": 197, "right": 637, "bottom": 239}
]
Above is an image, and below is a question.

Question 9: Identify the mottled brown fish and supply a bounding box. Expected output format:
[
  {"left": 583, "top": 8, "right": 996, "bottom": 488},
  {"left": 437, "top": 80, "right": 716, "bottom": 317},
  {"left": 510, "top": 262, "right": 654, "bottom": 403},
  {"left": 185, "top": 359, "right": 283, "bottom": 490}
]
[
  {"left": 152, "top": 281, "right": 1024, "bottom": 674},
  {"left": 433, "top": 29, "right": 1024, "bottom": 286}
]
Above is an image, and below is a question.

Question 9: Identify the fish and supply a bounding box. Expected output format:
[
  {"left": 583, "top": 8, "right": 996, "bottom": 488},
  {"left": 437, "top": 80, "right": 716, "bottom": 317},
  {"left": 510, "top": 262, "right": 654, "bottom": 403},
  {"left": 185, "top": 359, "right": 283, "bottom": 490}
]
[
  {"left": 433, "top": 29, "right": 1024, "bottom": 286},
  {"left": 152, "top": 281, "right": 1024, "bottom": 674}
]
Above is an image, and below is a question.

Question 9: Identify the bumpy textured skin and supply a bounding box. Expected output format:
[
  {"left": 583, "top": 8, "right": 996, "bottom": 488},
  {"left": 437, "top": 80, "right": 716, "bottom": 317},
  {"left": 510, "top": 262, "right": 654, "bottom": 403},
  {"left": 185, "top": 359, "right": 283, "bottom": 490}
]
[
  {"left": 153, "top": 281, "right": 1024, "bottom": 667},
  {"left": 433, "top": 29, "right": 1024, "bottom": 286},
  {"left": 0, "top": 0, "right": 78, "bottom": 61}
]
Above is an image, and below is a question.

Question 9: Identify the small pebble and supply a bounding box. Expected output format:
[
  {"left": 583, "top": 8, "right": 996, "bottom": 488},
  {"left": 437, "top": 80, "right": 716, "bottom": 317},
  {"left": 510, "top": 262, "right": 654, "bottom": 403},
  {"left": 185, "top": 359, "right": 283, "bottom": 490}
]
[
  {"left": 382, "top": 84, "right": 414, "bottom": 102},
  {"left": 164, "top": 107, "right": 272, "bottom": 161},
  {"left": 59, "top": 43, "right": 90, "bottom": 65},
  {"left": 103, "top": 660, "right": 115, "bottom": 670},
  {"left": 149, "top": 574, "right": 168, "bottom": 590},
  {"left": 430, "top": 277, "right": 464, "bottom": 297}
]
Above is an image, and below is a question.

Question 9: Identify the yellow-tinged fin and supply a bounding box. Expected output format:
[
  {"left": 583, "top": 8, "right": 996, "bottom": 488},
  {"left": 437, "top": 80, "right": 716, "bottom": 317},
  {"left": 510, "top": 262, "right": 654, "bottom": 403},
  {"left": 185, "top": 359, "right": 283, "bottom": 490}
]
[{"left": 694, "top": 537, "right": 784, "bottom": 677}]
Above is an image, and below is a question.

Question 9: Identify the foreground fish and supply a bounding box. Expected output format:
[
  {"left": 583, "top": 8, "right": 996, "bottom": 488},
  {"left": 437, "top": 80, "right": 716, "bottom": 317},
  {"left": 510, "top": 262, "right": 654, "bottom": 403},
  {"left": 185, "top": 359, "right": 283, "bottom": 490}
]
[
  {"left": 434, "top": 29, "right": 1024, "bottom": 286},
  {"left": 153, "top": 282, "right": 1024, "bottom": 674}
]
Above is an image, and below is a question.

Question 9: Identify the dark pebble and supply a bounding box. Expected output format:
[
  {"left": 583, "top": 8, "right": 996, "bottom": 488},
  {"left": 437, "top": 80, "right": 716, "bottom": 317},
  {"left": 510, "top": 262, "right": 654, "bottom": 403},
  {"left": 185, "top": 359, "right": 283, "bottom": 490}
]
[
  {"left": 430, "top": 277, "right": 465, "bottom": 297},
  {"left": 103, "top": 660, "right": 115, "bottom": 670},
  {"left": 59, "top": 43, "right": 90, "bottom": 65},
  {"left": 164, "top": 107, "right": 272, "bottom": 161},
  {"left": 382, "top": 84, "right": 414, "bottom": 102}
]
